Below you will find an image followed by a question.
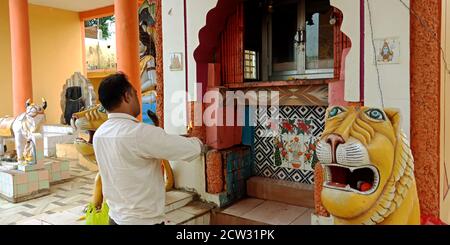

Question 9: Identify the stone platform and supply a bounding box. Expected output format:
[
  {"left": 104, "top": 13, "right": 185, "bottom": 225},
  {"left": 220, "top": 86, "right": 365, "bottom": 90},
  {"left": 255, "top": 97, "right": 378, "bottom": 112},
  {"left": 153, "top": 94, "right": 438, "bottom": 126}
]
[{"left": 0, "top": 159, "right": 71, "bottom": 203}]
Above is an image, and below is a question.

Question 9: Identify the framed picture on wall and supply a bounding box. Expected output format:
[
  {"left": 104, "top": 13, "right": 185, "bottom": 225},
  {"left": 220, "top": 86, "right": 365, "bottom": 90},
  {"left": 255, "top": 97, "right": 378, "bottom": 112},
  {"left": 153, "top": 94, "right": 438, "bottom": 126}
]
[
  {"left": 169, "top": 52, "right": 183, "bottom": 71},
  {"left": 374, "top": 37, "right": 400, "bottom": 64}
]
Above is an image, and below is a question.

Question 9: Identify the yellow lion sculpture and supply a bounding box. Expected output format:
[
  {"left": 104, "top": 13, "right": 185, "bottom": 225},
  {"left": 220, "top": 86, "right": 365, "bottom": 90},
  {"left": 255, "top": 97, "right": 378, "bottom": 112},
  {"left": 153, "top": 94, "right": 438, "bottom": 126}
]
[
  {"left": 71, "top": 105, "right": 173, "bottom": 208},
  {"left": 316, "top": 106, "right": 420, "bottom": 225}
]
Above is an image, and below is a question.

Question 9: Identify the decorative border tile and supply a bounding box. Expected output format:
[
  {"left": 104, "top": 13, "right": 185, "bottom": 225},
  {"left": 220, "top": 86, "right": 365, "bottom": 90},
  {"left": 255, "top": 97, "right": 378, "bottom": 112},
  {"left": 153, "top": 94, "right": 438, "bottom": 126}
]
[{"left": 238, "top": 85, "right": 329, "bottom": 106}]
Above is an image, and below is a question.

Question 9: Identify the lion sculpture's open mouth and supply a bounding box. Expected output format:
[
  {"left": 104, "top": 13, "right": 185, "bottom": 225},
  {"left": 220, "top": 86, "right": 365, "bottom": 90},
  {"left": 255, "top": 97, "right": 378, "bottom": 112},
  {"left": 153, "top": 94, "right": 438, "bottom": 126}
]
[
  {"left": 317, "top": 136, "right": 381, "bottom": 195},
  {"left": 322, "top": 164, "right": 379, "bottom": 195}
]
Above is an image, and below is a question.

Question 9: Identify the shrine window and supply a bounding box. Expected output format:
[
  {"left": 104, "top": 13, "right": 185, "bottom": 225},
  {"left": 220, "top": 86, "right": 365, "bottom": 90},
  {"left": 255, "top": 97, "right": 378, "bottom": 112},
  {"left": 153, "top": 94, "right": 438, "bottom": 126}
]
[
  {"left": 244, "top": 50, "right": 258, "bottom": 80},
  {"left": 245, "top": 0, "right": 334, "bottom": 81}
]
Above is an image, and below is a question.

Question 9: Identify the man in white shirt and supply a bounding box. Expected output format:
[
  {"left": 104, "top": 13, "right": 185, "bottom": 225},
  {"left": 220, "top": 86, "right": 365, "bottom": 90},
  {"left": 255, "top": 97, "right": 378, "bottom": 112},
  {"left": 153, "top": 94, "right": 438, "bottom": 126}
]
[{"left": 93, "top": 73, "right": 203, "bottom": 225}]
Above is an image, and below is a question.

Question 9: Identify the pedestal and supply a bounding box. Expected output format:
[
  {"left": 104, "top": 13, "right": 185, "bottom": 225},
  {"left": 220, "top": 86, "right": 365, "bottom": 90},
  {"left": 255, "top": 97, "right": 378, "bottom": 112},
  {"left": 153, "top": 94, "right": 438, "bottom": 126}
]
[
  {"left": 0, "top": 168, "right": 50, "bottom": 203},
  {"left": 0, "top": 158, "right": 71, "bottom": 203}
]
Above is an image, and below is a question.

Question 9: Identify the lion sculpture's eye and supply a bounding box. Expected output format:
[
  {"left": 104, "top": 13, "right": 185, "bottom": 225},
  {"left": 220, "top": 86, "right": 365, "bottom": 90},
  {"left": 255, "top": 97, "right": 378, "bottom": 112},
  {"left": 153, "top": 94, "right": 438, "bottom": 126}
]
[
  {"left": 328, "top": 107, "right": 344, "bottom": 118},
  {"left": 366, "top": 109, "right": 385, "bottom": 121}
]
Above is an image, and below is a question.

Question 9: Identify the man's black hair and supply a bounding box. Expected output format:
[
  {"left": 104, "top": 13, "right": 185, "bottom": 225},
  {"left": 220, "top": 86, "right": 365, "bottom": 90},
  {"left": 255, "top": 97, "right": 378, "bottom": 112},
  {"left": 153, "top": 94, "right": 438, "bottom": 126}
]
[{"left": 98, "top": 73, "right": 133, "bottom": 111}]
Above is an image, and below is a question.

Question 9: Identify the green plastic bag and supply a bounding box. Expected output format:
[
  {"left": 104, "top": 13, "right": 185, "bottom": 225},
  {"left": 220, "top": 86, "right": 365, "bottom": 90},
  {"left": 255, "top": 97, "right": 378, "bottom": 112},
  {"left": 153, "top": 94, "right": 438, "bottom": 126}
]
[{"left": 85, "top": 202, "right": 109, "bottom": 225}]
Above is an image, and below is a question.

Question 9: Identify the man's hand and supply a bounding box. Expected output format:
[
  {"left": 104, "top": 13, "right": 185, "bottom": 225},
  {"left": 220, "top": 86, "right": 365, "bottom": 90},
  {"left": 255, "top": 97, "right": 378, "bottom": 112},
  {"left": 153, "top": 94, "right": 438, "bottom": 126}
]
[
  {"left": 186, "top": 121, "right": 193, "bottom": 135},
  {"left": 147, "top": 110, "right": 159, "bottom": 127}
]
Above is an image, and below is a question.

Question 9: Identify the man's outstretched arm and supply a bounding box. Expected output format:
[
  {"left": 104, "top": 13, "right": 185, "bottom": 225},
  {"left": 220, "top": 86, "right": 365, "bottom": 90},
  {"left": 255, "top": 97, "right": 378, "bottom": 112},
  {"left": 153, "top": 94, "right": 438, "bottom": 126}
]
[{"left": 136, "top": 124, "right": 203, "bottom": 162}]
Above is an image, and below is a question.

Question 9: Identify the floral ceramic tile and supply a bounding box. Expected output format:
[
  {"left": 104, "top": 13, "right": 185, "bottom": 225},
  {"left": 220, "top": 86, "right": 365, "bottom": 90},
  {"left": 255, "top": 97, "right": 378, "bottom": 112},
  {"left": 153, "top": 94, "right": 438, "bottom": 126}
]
[
  {"left": 272, "top": 119, "right": 319, "bottom": 171},
  {"left": 254, "top": 106, "right": 326, "bottom": 184}
]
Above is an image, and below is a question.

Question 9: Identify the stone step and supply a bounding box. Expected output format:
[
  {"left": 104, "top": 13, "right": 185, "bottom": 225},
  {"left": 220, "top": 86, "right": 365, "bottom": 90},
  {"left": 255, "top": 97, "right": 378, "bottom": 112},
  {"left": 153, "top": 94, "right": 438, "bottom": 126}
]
[
  {"left": 27, "top": 200, "right": 215, "bottom": 225},
  {"left": 166, "top": 201, "right": 214, "bottom": 225},
  {"left": 246, "top": 176, "right": 314, "bottom": 208},
  {"left": 165, "top": 190, "right": 196, "bottom": 213},
  {"left": 211, "top": 198, "right": 313, "bottom": 225},
  {"left": 55, "top": 144, "right": 78, "bottom": 160}
]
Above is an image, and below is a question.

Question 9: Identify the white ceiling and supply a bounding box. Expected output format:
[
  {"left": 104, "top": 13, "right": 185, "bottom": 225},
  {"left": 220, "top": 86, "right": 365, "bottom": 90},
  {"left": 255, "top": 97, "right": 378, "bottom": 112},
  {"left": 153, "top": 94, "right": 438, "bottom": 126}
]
[{"left": 28, "top": 0, "right": 114, "bottom": 12}]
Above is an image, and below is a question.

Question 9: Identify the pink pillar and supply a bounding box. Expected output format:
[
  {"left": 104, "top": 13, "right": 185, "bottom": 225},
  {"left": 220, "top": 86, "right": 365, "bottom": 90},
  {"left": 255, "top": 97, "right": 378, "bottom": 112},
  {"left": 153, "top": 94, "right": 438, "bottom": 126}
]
[
  {"left": 9, "top": 0, "right": 33, "bottom": 116},
  {"left": 329, "top": 48, "right": 350, "bottom": 106}
]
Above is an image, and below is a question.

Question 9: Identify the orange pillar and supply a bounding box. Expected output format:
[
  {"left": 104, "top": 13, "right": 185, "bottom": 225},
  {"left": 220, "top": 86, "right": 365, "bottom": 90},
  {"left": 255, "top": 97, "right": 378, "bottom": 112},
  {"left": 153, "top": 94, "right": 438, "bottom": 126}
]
[
  {"left": 9, "top": 0, "right": 33, "bottom": 116},
  {"left": 114, "top": 0, "right": 142, "bottom": 119}
]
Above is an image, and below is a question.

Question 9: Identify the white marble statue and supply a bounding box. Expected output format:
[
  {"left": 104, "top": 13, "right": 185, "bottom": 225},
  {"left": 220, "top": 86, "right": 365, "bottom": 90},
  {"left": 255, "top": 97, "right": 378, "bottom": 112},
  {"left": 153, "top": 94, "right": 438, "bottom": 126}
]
[{"left": 0, "top": 99, "right": 47, "bottom": 165}]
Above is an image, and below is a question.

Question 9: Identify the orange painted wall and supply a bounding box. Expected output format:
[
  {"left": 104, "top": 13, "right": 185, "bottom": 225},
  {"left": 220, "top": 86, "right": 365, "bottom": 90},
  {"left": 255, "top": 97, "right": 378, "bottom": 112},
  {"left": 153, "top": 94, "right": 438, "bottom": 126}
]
[
  {"left": 0, "top": 0, "right": 13, "bottom": 117},
  {"left": 87, "top": 70, "right": 116, "bottom": 104},
  {"left": 0, "top": 1, "right": 83, "bottom": 123}
]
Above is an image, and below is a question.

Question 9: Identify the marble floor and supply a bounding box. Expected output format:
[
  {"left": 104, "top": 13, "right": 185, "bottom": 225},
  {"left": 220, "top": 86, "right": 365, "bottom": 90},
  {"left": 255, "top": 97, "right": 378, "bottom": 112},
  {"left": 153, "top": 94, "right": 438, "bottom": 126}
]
[
  {"left": 0, "top": 159, "right": 213, "bottom": 225},
  {"left": 213, "top": 198, "right": 314, "bottom": 225}
]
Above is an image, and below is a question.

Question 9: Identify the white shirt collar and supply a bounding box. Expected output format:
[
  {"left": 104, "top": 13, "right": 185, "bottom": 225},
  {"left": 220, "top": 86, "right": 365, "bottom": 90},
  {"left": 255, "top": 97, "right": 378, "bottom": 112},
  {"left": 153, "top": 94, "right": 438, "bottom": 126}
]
[{"left": 108, "top": 113, "right": 139, "bottom": 122}]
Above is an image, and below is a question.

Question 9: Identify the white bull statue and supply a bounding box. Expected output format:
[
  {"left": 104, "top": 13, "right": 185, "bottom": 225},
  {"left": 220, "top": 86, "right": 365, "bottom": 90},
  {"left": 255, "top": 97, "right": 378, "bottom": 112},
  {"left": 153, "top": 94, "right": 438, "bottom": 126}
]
[{"left": 0, "top": 99, "right": 47, "bottom": 165}]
